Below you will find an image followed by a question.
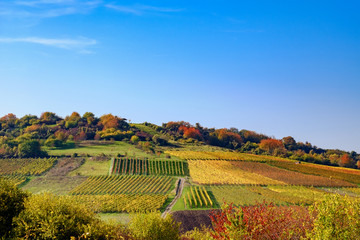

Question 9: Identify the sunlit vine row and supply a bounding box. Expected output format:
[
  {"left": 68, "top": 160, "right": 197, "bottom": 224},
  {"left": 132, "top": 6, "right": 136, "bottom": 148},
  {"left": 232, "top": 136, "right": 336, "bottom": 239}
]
[
  {"left": 0, "top": 158, "right": 57, "bottom": 176},
  {"left": 68, "top": 194, "right": 167, "bottom": 213},
  {"left": 184, "top": 186, "right": 213, "bottom": 208},
  {"left": 70, "top": 175, "right": 174, "bottom": 195}
]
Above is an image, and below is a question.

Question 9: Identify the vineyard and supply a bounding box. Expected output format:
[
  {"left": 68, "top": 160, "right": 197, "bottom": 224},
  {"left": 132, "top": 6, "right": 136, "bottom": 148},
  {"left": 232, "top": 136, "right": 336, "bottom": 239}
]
[
  {"left": 111, "top": 158, "right": 188, "bottom": 176},
  {"left": 165, "top": 151, "right": 284, "bottom": 162},
  {"left": 210, "top": 185, "right": 334, "bottom": 206},
  {"left": 69, "top": 194, "right": 167, "bottom": 212},
  {"left": 183, "top": 186, "right": 213, "bottom": 208},
  {"left": 231, "top": 161, "right": 355, "bottom": 187},
  {"left": 268, "top": 160, "right": 360, "bottom": 184},
  {"left": 188, "top": 160, "right": 285, "bottom": 185},
  {"left": 70, "top": 175, "right": 175, "bottom": 195},
  {"left": 0, "top": 158, "right": 57, "bottom": 176},
  {"left": 0, "top": 175, "right": 28, "bottom": 186}
]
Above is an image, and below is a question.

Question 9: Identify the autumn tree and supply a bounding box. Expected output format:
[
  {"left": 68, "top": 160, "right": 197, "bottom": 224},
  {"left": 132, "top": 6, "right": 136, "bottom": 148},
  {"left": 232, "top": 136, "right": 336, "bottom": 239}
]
[
  {"left": 259, "top": 139, "right": 285, "bottom": 155},
  {"left": 209, "top": 128, "right": 243, "bottom": 149},
  {"left": 40, "top": 112, "right": 61, "bottom": 124},
  {"left": 179, "top": 126, "right": 202, "bottom": 140},
  {"left": 163, "top": 121, "right": 191, "bottom": 132},
  {"left": 339, "top": 154, "right": 353, "bottom": 168},
  {"left": 0, "top": 113, "right": 17, "bottom": 129},
  {"left": 99, "top": 114, "right": 128, "bottom": 130},
  {"left": 64, "top": 112, "right": 81, "bottom": 129}
]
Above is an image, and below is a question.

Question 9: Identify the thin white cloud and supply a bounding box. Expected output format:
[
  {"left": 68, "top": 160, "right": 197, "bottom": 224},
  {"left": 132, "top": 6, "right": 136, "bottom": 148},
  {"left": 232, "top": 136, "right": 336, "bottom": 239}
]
[
  {"left": 105, "top": 4, "right": 183, "bottom": 15},
  {"left": 0, "top": 0, "right": 102, "bottom": 19},
  {"left": 105, "top": 4, "right": 141, "bottom": 15},
  {"left": 0, "top": 37, "right": 97, "bottom": 51}
]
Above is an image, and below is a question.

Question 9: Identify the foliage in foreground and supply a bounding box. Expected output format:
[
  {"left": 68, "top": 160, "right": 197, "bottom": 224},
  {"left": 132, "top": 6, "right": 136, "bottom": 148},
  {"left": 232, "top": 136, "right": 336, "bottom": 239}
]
[
  {"left": 128, "top": 212, "right": 181, "bottom": 240},
  {"left": 0, "top": 179, "right": 28, "bottom": 238},
  {"left": 14, "top": 193, "right": 131, "bottom": 240},
  {"left": 209, "top": 202, "right": 312, "bottom": 240},
  {"left": 308, "top": 194, "right": 360, "bottom": 239},
  {"left": 208, "top": 196, "right": 360, "bottom": 240}
]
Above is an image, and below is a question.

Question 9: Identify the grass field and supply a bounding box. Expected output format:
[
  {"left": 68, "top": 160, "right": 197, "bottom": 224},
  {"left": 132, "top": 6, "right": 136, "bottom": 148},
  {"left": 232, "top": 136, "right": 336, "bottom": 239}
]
[
  {"left": 98, "top": 213, "right": 131, "bottom": 225},
  {"left": 68, "top": 158, "right": 111, "bottom": 176},
  {"left": 21, "top": 176, "right": 87, "bottom": 195}
]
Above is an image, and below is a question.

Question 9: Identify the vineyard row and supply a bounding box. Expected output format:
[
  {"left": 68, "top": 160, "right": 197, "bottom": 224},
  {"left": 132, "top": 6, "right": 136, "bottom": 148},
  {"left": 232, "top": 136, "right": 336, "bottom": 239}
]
[
  {"left": 70, "top": 175, "right": 174, "bottom": 195},
  {"left": 111, "top": 158, "right": 188, "bottom": 176},
  {"left": 184, "top": 186, "right": 213, "bottom": 208}
]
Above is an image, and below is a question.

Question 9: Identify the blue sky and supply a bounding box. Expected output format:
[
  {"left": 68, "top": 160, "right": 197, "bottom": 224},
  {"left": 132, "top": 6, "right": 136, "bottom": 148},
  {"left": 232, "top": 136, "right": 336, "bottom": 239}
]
[{"left": 0, "top": 1, "right": 359, "bottom": 152}]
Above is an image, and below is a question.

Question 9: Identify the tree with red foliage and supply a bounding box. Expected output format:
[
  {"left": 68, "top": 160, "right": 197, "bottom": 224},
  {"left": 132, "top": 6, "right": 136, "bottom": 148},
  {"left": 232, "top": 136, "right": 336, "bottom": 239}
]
[
  {"left": 259, "top": 139, "right": 285, "bottom": 155},
  {"left": 164, "top": 121, "right": 191, "bottom": 132},
  {"left": 339, "top": 154, "right": 353, "bottom": 168},
  {"left": 210, "top": 202, "right": 312, "bottom": 240},
  {"left": 179, "top": 126, "right": 202, "bottom": 140}
]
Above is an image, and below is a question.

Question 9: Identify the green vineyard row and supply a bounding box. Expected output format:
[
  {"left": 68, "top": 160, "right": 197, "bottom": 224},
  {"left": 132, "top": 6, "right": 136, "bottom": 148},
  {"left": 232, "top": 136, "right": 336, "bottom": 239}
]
[
  {"left": 111, "top": 158, "right": 189, "bottom": 176},
  {"left": 184, "top": 186, "right": 213, "bottom": 208},
  {"left": 70, "top": 175, "right": 174, "bottom": 195}
]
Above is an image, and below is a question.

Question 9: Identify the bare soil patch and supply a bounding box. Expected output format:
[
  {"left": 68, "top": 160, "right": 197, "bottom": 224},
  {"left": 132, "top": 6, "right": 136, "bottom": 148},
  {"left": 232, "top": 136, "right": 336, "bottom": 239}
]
[
  {"left": 172, "top": 210, "right": 217, "bottom": 233},
  {"left": 45, "top": 158, "right": 85, "bottom": 177}
]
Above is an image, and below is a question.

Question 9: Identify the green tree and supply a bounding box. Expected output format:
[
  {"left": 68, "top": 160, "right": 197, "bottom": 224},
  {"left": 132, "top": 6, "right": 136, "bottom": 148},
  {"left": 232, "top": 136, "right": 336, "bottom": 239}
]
[
  {"left": 0, "top": 179, "right": 28, "bottom": 238},
  {"left": 18, "top": 140, "right": 48, "bottom": 158}
]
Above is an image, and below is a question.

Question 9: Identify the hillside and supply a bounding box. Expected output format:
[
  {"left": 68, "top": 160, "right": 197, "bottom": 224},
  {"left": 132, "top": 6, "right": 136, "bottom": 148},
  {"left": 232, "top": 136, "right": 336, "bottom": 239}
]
[{"left": 1, "top": 112, "right": 360, "bottom": 238}]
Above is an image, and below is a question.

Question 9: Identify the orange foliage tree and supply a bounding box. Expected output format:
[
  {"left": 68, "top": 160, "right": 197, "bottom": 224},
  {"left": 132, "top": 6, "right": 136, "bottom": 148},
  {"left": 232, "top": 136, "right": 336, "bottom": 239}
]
[
  {"left": 99, "top": 114, "right": 127, "bottom": 130},
  {"left": 259, "top": 139, "right": 285, "bottom": 155},
  {"left": 179, "top": 126, "right": 202, "bottom": 140},
  {"left": 339, "top": 154, "right": 353, "bottom": 168}
]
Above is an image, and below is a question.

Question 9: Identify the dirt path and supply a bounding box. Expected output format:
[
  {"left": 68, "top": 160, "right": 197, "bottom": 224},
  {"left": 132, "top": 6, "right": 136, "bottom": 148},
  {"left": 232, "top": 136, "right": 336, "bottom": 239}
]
[{"left": 162, "top": 177, "right": 185, "bottom": 218}]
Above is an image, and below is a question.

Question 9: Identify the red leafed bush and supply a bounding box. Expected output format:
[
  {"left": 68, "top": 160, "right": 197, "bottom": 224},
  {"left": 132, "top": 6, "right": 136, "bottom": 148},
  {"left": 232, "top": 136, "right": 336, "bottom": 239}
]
[{"left": 210, "top": 202, "right": 313, "bottom": 240}]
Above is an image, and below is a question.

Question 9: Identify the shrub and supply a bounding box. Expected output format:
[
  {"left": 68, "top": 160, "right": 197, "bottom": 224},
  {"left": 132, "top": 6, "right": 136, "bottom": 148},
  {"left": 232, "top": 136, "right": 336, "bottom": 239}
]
[
  {"left": 210, "top": 202, "right": 312, "bottom": 240},
  {"left": 14, "top": 193, "right": 108, "bottom": 240},
  {"left": 308, "top": 194, "right": 360, "bottom": 239},
  {"left": 128, "top": 212, "right": 180, "bottom": 240},
  {"left": 0, "top": 179, "right": 28, "bottom": 238}
]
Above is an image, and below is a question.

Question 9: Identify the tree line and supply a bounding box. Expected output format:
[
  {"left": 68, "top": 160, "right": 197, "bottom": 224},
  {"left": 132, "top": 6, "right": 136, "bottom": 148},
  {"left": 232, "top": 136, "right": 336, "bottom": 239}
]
[{"left": 0, "top": 113, "right": 359, "bottom": 169}]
